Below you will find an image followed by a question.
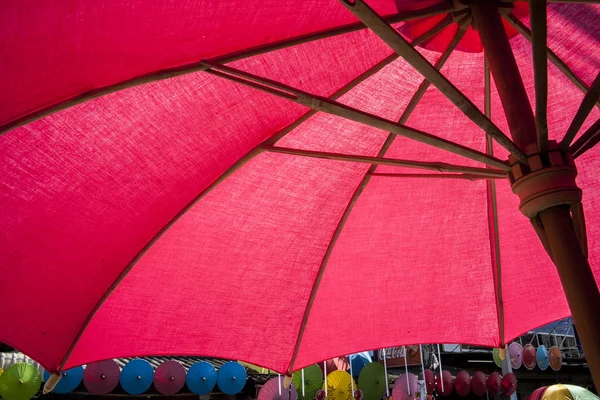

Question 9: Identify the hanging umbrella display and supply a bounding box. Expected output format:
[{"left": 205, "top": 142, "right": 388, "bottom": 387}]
[
  {"left": 2, "top": 0, "right": 600, "bottom": 392},
  {"left": 83, "top": 360, "right": 120, "bottom": 394},
  {"left": 217, "top": 361, "right": 247, "bottom": 395},
  {"left": 486, "top": 372, "right": 501, "bottom": 397},
  {"left": 527, "top": 384, "right": 599, "bottom": 400},
  {"left": 153, "top": 360, "right": 186, "bottom": 395},
  {"left": 43, "top": 366, "right": 83, "bottom": 394},
  {"left": 537, "top": 345, "right": 550, "bottom": 371},
  {"left": 293, "top": 364, "right": 323, "bottom": 400},
  {"left": 523, "top": 344, "right": 537, "bottom": 370},
  {"left": 501, "top": 373, "right": 517, "bottom": 396},
  {"left": 471, "top": 371, "right": 486, "bottom": 397},
  {"left": 323, "top": 371, "right": 356, "bottom": 400},
  {"left": 120, "top": 359, "right": 154, "bottom": 395},
  {"left": 0, "top": 363, "right": 41, "bottom": 400},
  {"left": 424, "top": 370, "right": 435, "bottom": 395},
  {"left": 509, "top": 342, "right": 523, "bottom": 369},
  {"left": 393, "top": 373, "right": 418, "bottom": 400},
  {"left": 454, "top": 370, "right": 470, "bottom": 397},
  {"left": 259, "top": 377, "right": 299, "bottom": 400},
  {"left": 358, "top": 362, "right": 386, "bottom": 400},
  {"left": 187, "top": 361, "right": 217, "bottom": 395},
  {"left": 549, "top": 346, "right": 562, "bottom": 371}
]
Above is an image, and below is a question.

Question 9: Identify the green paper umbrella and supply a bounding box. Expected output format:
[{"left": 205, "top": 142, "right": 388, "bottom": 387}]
[
  {"left": 0, "top": 363, "right": 41, "bottom": 400},
  {"left": 293, "top": 365, "right": 323, "bottom": 400},
  {"left": 492, "top": 348, "right": 505, "bottom": 368},
  {"left": 358, "top": 363, "right": 386, "bottom": 400}
]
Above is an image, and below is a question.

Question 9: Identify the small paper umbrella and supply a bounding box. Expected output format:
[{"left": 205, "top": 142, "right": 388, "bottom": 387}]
[
  {"left": 349, "top": 354, "right": 370, "bottom": 378},
  {"left": 471, "top": 371, "right": 486, "bottom": 397},
  {"left": 454, "top": 371, "right": 471, "bottom": 397},
  {"left": 292, "top": 364, "right": 323, "bottom": 400},
  {"left": 501, "top": 373, "right": 517, "bottom": 396},
  {"left": 435, "top": 370, "right": 453, "bottom": 396},
  {"left": 357, "top": 362, "right": 386, "bottom": 400},
  {"left": 424, "top": 370, "right": 435, "bottom": 394},
  {"left": 537, "top": 345, "right": 549, "bottom": 371},
  {"left": 217, "top": 361, "right": 246, "bottom": 395},
  {"left": 549, "top": 346, "right": 562, "bottom": 371},
  {"left": 187, "top": 361, "right": 217, "bottom": 395},
  {"left": 486, "top": 372, "right": 501, "bottom": 396},
  {"left": 523, "top": 344, "right": 537, "bottom": 370},
  {"left": 509, "top": 342, "right": 523, "bottom": 370},
  {"left": 120, "top": 359, "right": 154, "bottom": 395},
  {"left": 83, "top": 359, "right": 120, "bottom": 394},
  {"left": 492, "top": 348, "right": 503, "bottom": 368},
  {"left": 0, "top": 363, "right": 41, "bottom": 400},
  {"left": 324, "top": 370, "right": 356, "bottom": 400},
  {"left": 44, "top": 366, "right": 83, "bottom": 394},
  {"left": 320, "top": 358, "right": 350, "bottom": 375},
  {"left": 392, "top": 373, "right": 418, "bottom": 400},
  {"left": 258, "top": 377, "right": 298, "bottom": 400},
  {"left": 154, "top": 360, "right": 186, "bottom": 395}
]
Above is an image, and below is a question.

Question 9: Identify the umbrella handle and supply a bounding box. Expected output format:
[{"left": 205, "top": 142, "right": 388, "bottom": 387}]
[{"left": 43, "top": 373, "right": 61, "bottom": 394}]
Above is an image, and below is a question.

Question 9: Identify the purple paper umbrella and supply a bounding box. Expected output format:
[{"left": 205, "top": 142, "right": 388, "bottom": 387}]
[
  {"left": 83, "top": 360, "right": 120, "bottom": 394},
  {"left": 153, "top": 361, "right": 186, "bottom": 395}
]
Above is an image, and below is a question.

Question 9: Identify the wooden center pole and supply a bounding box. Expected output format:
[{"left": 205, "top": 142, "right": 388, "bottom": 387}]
[{"left": 471, "top": 0, "right": 600, "bottom": 390}]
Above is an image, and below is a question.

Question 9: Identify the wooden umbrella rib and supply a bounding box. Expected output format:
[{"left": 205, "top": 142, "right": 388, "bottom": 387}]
[
  {"left": 203, "top": 62, "right": 510, "bottom": 170},
  {"left": 262, "top": 145, "right": 507, "bottom": 178},
  {"left": 571, "top": 118, "right": 600, "bottom": 157},
  {"left": 0, "top": 2, "right": 454, "bottom": 136},
  {"left": 503, "top": 13, "right": 600, "bottom": 109},
  {"left": 338, "top": 0, "right": 527, "bottom": 163},
  {"left": 286, "top": 21, "right": 468, "bottom": 372},
  {"left": 530, "top": 0, "right": 549, "bottom": 153},
  {"left": 560, "top": 72, "right": 600, "bottom": 149},
  {"left": 485, "top": 58, "right": 505, "bottom": 347},
  {"left": 368, "top": 172, "right": 495, "bottom": 180}
]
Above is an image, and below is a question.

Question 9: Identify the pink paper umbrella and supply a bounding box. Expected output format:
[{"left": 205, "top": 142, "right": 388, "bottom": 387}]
[
  {"left": 153, "top": 361, "right": 186, "bottom": 395},
  {"left": 258, "top": 377, "right": 298, "bottom": 400},
  {"left": 509, "top": 342, "right": 523, "bottom": 370},
  {"left": 393, "top": 373, "right": 418, "bottom": 400},
  {"left": 471, "top": 371, "right": 486, "bottom": 397},
  {"left": 83, "top": 360, "right": 120, "bottom": 394}
]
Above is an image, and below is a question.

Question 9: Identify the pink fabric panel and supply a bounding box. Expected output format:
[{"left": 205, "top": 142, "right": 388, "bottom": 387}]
[
  {"left": 0, "top": 0, "right": 403, "bottom": 126},
  {"left": 293, "top": 176, "right": 498, "bottom": 370},
  {"left": 66, "top": 152, "right": 371, "bottom": 373},
  {"left": 0, "top": 29, "right": 392, "bottom": 372}
]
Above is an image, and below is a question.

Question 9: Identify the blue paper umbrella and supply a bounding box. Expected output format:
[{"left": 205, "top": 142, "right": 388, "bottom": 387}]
[
  {"left": 120, "top": 359, "right": 154, "bottom": 394},
  {"left": 349, "top": 354, "right": 370, "bottom": 377},
  {"left": 44, "top": 366, "right": 83, "bottom": 394},
  {"left": 187, "top": 362, "right": 217, "bottom": 395},
  {"left": 536, "top": 345, "right": 549, "bottom": 371},
  {"left": 217, "top": 362, "right": 246, "bottom": 395}
]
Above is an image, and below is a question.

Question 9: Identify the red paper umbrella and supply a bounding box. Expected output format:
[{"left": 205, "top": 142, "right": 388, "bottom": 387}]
[
  {"left": 153, "top": 361, "right": 186, "bottom": 395},
  {"left": 83, "top": 360, "right": 120, "bottom": 394},
  {"left": 471, "top": 371, "right": 486, "bottom": 397},
  {"left": 454, "top": 371, "right": 470, "bottom": 397},
  {"left": 523, "top": 344, "right": 537, "bottom": 370},
  {"left": 435, "top": 370, "right": 453, "bottom": 396},
  {"left": 393, "top": 373, "right": 418, "bottom": 400},
  {"left": 501, "top": 373, "right": 517, "bottom": 396},
  {"left": 424, "top": 370, "right": 434, "bottom": 395},
  {"left": 486, "top": 373, "right": 502, "bottom": 396}
]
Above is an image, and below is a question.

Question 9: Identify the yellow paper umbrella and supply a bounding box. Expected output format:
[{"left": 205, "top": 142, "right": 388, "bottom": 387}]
[{"left": 324, "top": 371, "right": 356, "bottom": 400}]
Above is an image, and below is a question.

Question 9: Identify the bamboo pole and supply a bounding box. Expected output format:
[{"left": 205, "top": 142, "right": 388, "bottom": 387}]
[
  {"left": 561, "top": 73, "right": 600, "bottom": 149},
  {"left": 472, "top": 0, "right": 600, "bottom": 389},
  {"left": 571, "top": 118, "right": 600, "bottom": 158},
  {"left": 530, "top": 0, "right": 549, "bottom": 153},
  {"left": 262, "top": 145, "right": 507, "bottom": 178},
  {"left": 337, "top": 0, "right": 527, "bottom": 163}
]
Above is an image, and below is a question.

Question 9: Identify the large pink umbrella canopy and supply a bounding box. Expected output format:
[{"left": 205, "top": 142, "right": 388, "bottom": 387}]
[{"left": 1, "top": 0, "right": 599, "bottom": 387}]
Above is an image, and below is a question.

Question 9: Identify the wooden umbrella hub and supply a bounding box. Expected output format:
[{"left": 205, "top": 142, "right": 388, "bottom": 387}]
[{"left": 509, "top": 141, "right": 581, "bottom": 218}]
